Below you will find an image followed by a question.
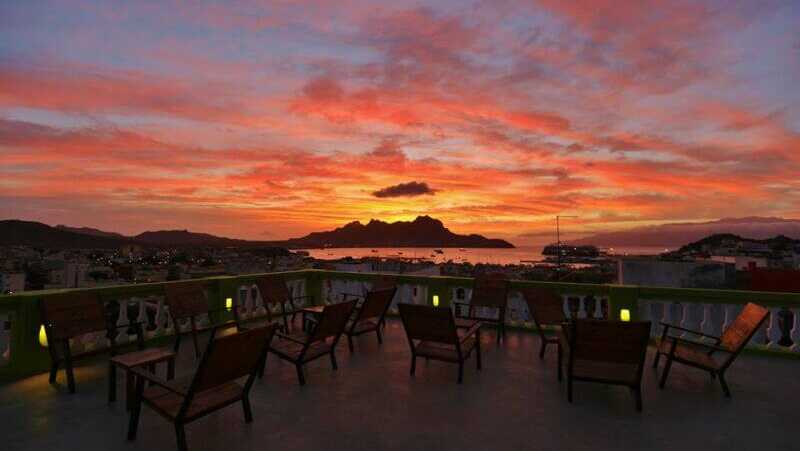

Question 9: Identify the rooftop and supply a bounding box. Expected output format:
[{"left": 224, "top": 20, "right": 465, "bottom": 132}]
[{"left": 2, "top": 320, "right": 797, "bottom": 451}]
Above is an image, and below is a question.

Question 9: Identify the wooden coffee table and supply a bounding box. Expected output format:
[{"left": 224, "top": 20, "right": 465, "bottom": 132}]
[{"left": 109, "top": 347, "right": 176, "bottom": 410}]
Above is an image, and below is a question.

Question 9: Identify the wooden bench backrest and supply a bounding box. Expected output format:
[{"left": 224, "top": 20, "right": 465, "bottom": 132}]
[
  {"left": 40, "top": 291, "right": 107, "bottom": 340},
  {"left": 357, "top": 287, "right": 397, "bottom": 321},
  {"left": 399, "top": 303, "right": 458, "bottom": 345},
  {"left": 164, "top": 283, "right": 208, "bottom": 320},
  {"left": 570, "top": 319, "right": 651, "bottom": 365},
  {"left": 254, "top": 276, "right": 291, "bottom": 307},
  {"left": 521, "top": 287, "right": 566, "bottom": 326},
  {"left": 719, "top": 303, "right": 769, "bottom": 353},
  {"left": 191, "top": 325, "right": 277, "bottom": 393},
  {"left": 469, "top": 273, "right": 510, "bottom": 309},
  {"left": 370, "top": 276, "right": 397, "bottom": 292},
  {"left": 311, "top": 300, "right": 357, "bottom": 341}
]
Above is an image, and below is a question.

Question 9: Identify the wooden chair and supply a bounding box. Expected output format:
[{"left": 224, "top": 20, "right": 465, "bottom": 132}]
[
  {"left": 164, "top": 283, "right": 237, "bottom": 359},
  {"left": 398, "top": 303, "right": 482, "bottom": 384},
  {"left": 453, "top": 273, "right": 509, "bottom": 344},
  {"left": 559, "top": 319, "right": 651, "bottom": 411},
  {"left": 654, "top": 302, "right": 769, "bottom": 397},
  {"left": 254, "top": 276, "right": 313, "bottom": 332},
  {"left": 127, "top": 324, "right": 277, "bottom": 451},
  {"left": 302, "top": 276, "right": 396, "bottom": 333},
  {"left": 521, "top": 287, "right": 567, "bottom": 359},
  {"left": 344, "top": 286, "right": 397, "bottom": 351},
  {"left": 39, "top": 291, "right": 175, "bottom": 398},
  {"left": 265, "top": 300, "right": 356, "bottom": 385}
]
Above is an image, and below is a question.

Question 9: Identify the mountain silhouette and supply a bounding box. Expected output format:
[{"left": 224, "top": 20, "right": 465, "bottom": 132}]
[
  {"left": 0, "top": 216, "right": 514, "bottom": 249},
  {"left": 573, "top": 217, "right": 800, "bottom": 247},
  {"left": 284, "top": 216, "right": 514, "bottom": 248}
]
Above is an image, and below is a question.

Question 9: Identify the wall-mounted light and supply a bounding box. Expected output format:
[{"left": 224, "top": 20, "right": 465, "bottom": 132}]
[
  {"left": 39, "top": 325, "right": 48, "bottom": 348},
  {"left": 225, "top": 297, "right": 233, "bottom": 312},
  {"left": 620, "top": 309, "right": 631, "bottom": 322},
  {"left": 432, "top": 295, "right": 440, "bottom": 307}
]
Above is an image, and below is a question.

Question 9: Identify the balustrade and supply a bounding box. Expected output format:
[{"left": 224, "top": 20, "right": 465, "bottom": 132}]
[{"left": 0, "top": 270, "right": 799, "bottom": 382}]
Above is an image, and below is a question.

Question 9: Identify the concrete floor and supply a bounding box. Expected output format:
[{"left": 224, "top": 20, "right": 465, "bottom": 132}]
[{"left": 1, "top": 319, "right": 797, "bottom": 451}]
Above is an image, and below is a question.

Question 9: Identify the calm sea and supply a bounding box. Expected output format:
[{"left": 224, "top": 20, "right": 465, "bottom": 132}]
[{"left": 300, "top": 246, "right": 671, "bottom": 265}]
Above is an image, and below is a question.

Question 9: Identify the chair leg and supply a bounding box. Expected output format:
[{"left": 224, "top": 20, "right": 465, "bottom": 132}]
[
  {"left": 168, "top": 358, "right": 176, "bottom": 380},
  {"left": 659, "top": 357, "right": 673, "bottom": 389},
  {"left": 538, "top": 340, "right": 546, "bottom": 360},
  {"left": 347, "top": 335, "right": 354, "bottom": 352},
  {"left": 476, "top": 338, "right": 482, "bottom": 371},
  {"left": 330, "top": 351, "right": 338, "bottom": 370},
  {"left": 62, "top": 342, "right": 76, "bottom": 394},
  {"left": 557, "top": 344, "right": 563, "bottom": 382},
  {"left": 567, "top": 376, "right": 573, "bottom": 403},
  {"left": 108, "top": 363, "right": 116, "bottom": 403},
  {"left": 457, "top": 362, "right": 464, "bottom": 384},
  {"left": 376, "top": 327, "right": 383, "bottom": 344},
  {"left": 175, "top": 423, "right": 188, "bottom": 451},
  {"left": 242, "top": 396, "right": 253, "bottom": 423},
  {"left": 295, "top": 364, "right": 306, "bottom": 386},
  {"left": 718, "top": 372, "right": 731, "bottom": 398},
  {"left": 258, "top": 353, "right": 268, "bottom": 379},
  {"left": 633, "top": 386, "right": 643, "bottom": 412},
  {"left": 48, "top": 359, "right": 60, "bottom": 384},
  {"left": 410, "top": 356, "right": 416, "bottom": 376},
  {"left": 652, "top": 351, "right": 661, "bottom": 369},
  {"left": 127, "top": 377, "right": 143, "bottom": 441}
]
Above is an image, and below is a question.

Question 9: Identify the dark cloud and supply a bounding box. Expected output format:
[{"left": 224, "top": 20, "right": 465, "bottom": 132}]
[{"left": 372, "top": 181, "right": 437, "bottom": 198}]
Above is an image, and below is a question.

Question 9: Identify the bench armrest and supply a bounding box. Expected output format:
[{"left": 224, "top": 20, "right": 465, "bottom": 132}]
[
  {"left": 659, "top": 322, "right": 720, "bottom": 341},
  {"left": 130, "top": 367, "right": 188, "bottom": 396}
]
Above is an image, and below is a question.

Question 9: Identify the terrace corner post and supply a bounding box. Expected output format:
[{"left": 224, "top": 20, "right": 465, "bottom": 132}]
[
  {"left": 0, "top": 295, "right": 51, "bottom": 382},
  {"left": 608, "top": 285, "right": 640, "bottom": 322},
  {"left": 427, "top": 279, "right": 450, "bottom": 308},
  {"left": 207, "top": 278, "right": 230, "bottom": 324},
  {"left": 306, "top": 270, "right": 324, "bottom": 307}
]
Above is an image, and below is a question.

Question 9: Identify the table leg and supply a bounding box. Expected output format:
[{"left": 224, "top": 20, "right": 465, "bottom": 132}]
[{"left": 125, "top": 370, "right": 134, "bottom": 411}]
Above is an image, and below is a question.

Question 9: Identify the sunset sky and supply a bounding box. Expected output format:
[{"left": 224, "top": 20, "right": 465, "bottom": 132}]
[{"left": 1, "top": 0, "right": 799, "bottom": 244}]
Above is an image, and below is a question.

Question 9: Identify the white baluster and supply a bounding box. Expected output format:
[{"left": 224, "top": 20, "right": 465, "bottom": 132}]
[
  {"left": 594, "top": 297, "right": 604, "bottom": 319},
  {"left": 116, "top": 300, "right": 131, "bottom": 345},
  {"left": 154, "top": 299, "right": 166, "bottom": 336},
  {"left": 700, "top": 304, "right": 713, "bottom": 342},
  {"left": 136, "top": 297, "right": 149, "bottom": 337},
  {"left": 0, "top": 315, "right": 9, "bottom": 366},
  {"left": 244, "top": 285, "right": 254, "bottom": 319},
  {"left": 766, "top": 307, "right": 782, "bottom": 349},
  {"left": 661, "top": 301, "right": 672, "bottom": 326},
  {"left": 254, "top": 286, "right": 266, "bottom": 317},
  {"left": 578, "top": 296, "right": 587, "bottom": 319},
  {"left": 722, "top": 304, "right": 736, "bottom": 332},
  {"left": 789, "top": 308, "right": 800, "bottom": 353},
  {"left": 0, "top": 315, "right": 9, "bottom": 364}
]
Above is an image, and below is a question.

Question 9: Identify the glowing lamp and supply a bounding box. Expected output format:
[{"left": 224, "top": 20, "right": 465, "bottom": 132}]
[
  {"left": 620, "top": 309, "right": 631, "bottom": 322},
  {"left": 39, "top": 325, "right": 48, "bottom": 348},
  {"left": 225, "top": 297, "right": 233, "bottom": 312},
  {"left": 432, "top": 295, "right": 440, "bottom": 307}
]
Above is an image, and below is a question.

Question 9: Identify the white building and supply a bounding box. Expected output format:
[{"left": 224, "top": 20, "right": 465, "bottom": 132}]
[
  {"left": 0, "top": 273, "right": 26, "bottom": 294},
  {"left": 617, "top": 258, "right": 736, "bottom": 289},
  {"left": 708, "top": 255, "right": 768, "bottom": 271}
]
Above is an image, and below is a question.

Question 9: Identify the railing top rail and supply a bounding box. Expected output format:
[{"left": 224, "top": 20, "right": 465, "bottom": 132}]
[{"left": 1, "top": 268, "right": 799, "bottom": 308}]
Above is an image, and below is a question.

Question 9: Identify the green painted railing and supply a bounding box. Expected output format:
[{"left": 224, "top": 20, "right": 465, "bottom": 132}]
[{"left": 1, "top": 269, "right": 798, "bottom": 382}]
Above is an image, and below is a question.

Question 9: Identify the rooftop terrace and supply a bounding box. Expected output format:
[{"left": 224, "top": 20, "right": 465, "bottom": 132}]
[
  {"left": 1, "top": 318, "right": 797, "bottom": 451},
  {"left": 1, "top": 270, "right": 798, "bottom": 451}
]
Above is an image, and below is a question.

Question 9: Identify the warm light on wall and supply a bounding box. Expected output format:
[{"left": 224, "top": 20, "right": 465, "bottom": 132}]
[
  {"left": 620, "top": 309, "right": 631, "bottom": 322},
  {"left": 432, "top": 295, "right": 439, "bottom": 307},
  {"left": 39, "top": 325, "right": 48, "bottom": 348},
  {"left": 225, "top": 297, "right": 233, "bottom": 311}
]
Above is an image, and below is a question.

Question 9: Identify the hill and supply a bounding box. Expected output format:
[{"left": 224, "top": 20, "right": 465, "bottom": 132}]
[
  {"left": 573, "top": 217, "right": 800, "bottom": 248},
  {"left": 0, "top": 220, "right": 130, "bottom": 249},
  {"left": 284, "top": 216, "right": 514, "bottom": 248}
]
